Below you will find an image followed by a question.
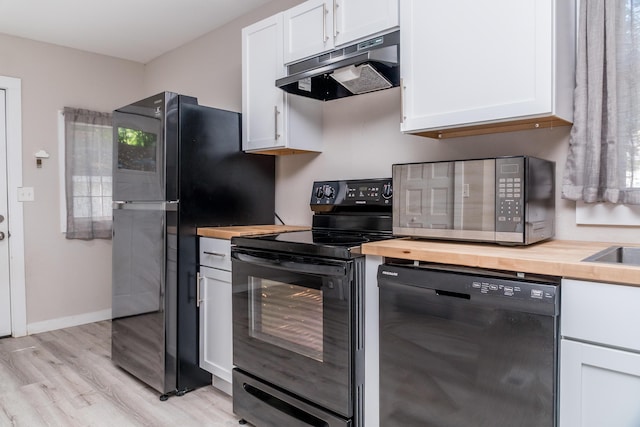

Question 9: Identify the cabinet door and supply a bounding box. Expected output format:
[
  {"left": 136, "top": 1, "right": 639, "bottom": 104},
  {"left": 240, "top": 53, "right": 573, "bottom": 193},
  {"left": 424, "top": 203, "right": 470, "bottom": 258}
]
[
  {"left": 199, "top": 266, "right": 233, "bottom": 390},
  {"left": 334, "top": 0, "right": 398, "bottom": 47},
  {"left": 242, "top": 13, "right": 323, "bottom": 154},
  {"left": 284, "top": 0, "right": 334, "bottom": 64},
  {"left": 401, "top": 0, "right": 555, "bottom": 133},
  {"left": 560, "top": 339, "right": 640, "bottom": 427},
  {"left": 242, "top": 14, "right": 286, "bottom": 152}
]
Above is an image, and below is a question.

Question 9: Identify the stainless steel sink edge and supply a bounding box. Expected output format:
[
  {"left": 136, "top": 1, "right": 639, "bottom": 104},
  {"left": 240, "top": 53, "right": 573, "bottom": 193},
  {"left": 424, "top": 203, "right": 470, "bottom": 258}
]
[{"left": 582, "top": 246, "right": 640, "bottom": 266}]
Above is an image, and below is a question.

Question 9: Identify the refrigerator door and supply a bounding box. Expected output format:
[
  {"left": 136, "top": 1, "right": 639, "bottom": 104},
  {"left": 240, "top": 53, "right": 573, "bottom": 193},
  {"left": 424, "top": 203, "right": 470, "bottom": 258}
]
[
  {"left": 112, "top": 92, "right": 197, "bottom": 202},
  {"left": 111, "top": 202, "right": 178, "bottom": 394},
  {"left": 113, "top": 107, "right": 165, "bottom": 202}
]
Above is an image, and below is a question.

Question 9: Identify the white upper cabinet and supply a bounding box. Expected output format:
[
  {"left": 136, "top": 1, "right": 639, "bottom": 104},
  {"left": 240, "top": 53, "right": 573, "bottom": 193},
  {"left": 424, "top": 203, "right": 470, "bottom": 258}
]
[
  {"left": 242, "top": 13, "right": 322, "bottom": 154},
  {"left": 284, "top": 0, "right": 333, "bottom": 64},
  {"left": 284, "top": 0, "right": 399, "bottom": 65},
  {"left": 400, "top": 0, "right": 575, "bottom": 139},
  {"left": 334, "top": 0, "right": 399, "bottom": 47}
]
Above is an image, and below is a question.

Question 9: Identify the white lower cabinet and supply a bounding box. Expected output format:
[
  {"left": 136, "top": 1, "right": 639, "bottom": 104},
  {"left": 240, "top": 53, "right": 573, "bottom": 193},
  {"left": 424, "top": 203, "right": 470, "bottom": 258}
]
[
  {"left": 560, "top": 340, "right": 640, "bottom": 427},
  {"left": 560, "top": 279, "right": 640, "bottom": 427},
  {"left": 198, "top": 238, "right": 233, "bottom": 395}
]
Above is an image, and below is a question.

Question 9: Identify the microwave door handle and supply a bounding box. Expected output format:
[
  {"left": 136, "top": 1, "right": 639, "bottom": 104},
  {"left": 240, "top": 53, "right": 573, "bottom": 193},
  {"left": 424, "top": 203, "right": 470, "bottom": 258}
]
[{"left": 232, "top": 251, "right": 347, "bottom": 277}]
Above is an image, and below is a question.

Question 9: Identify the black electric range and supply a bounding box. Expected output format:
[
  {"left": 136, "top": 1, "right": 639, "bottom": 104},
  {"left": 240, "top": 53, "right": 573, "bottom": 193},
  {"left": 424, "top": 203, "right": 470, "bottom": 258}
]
[
  {"left": 231, "top": 178, "right": 393, "bottom": 259},
  {"left": 231, "top": 178, "right": 393, "bottom": 427}
]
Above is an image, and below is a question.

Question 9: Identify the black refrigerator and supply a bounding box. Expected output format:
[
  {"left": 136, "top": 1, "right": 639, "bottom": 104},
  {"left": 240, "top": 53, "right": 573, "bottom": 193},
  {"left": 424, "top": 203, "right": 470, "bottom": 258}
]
[{"left": 111, "top": 92, "right": 274, "bottom": 398}]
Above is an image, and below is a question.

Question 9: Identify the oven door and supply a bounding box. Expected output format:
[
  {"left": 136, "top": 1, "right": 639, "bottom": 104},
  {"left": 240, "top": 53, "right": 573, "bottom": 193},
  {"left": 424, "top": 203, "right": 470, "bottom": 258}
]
[{"left": 232, "top": 246, "right": 357, "bottom": 418}]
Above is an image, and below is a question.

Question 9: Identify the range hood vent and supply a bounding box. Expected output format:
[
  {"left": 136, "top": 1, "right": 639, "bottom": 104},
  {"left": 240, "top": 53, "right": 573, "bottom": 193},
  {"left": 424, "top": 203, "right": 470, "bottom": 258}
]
[{"left": 276, "top": 31, "right": 400, "bottom": 101}]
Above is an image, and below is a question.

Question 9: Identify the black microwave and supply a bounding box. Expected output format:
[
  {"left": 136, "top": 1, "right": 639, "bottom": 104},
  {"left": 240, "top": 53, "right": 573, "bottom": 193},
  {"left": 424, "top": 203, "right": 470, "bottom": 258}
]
[{"left": 392, "top": 156, "right": 555, "bottom": 245}]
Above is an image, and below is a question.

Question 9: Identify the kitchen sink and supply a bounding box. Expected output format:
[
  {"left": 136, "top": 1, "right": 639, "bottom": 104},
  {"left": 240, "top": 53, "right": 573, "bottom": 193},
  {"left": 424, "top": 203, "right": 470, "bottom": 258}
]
[{"left": 582, "top": 246, "right": 640, "bottom": 266}]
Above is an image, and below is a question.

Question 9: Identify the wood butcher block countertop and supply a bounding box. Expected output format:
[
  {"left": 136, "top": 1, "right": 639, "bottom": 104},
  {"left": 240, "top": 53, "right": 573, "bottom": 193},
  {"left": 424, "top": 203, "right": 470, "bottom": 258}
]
[
  {"left": 197, "top": 225, "right": 309, "bottom": 239},
  {"left": 362, "top": 239, "right": 640, "bottom": 287}
]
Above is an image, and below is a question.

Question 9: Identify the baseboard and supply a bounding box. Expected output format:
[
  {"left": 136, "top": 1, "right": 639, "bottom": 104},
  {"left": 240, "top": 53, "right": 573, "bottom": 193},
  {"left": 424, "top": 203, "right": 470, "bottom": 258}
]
[
  {"left": 27, "top": 309, "right": 112, "bottom": 335},
  {"left": 212, "top": 375, "right": 233, "bottom": 396}
]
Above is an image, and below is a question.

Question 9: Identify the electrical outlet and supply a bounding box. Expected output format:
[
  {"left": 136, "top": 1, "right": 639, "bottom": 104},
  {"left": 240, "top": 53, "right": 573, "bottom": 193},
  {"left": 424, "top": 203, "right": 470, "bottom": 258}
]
[{"left": 17, "top": 187, "right": 35, "bottom": 202}]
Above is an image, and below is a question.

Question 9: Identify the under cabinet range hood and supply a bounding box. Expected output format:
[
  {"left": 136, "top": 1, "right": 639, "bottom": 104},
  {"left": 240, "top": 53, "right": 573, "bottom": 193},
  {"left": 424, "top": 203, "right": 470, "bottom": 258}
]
[{"left": 276, "top": 30, "right": 400, "bottom": 101}]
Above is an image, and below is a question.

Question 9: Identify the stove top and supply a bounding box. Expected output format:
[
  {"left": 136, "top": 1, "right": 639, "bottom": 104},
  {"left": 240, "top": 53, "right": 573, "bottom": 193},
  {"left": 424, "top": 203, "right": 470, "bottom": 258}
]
[{"left": 232, "top": 178, "right": 394, "bottom": 259}]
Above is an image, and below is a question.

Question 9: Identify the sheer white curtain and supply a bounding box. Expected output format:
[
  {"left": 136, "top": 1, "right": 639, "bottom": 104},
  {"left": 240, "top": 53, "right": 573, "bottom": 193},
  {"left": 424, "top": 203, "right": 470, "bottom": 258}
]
[
  {"left": 562, "top": 0, "right": 640, "bottom": 204},
  {"left": 64, "top": 107, "right": 113, "bottom": 240}
]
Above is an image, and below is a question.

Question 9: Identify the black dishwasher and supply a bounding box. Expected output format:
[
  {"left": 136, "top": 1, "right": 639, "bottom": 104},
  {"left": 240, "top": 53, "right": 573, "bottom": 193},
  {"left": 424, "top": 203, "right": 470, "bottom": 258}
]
[{"left": 378, "top": 262, "right": 560, "bottom": 427}]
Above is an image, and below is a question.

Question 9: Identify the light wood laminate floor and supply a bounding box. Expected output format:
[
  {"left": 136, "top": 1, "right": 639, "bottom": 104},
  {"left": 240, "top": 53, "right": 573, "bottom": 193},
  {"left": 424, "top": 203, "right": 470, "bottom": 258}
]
[{"left": 0, "top": 321, "right": 244, "bottom": 426}]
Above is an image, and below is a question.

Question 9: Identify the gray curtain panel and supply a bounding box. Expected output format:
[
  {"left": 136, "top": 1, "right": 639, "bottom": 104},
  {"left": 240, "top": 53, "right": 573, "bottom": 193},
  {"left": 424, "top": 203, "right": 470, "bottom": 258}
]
[
  {"left": 562, "top": 0, "right": 640, "bottom": 204},
  {"left": 64, "top": 107, "right": 113, "bottom": 240}
]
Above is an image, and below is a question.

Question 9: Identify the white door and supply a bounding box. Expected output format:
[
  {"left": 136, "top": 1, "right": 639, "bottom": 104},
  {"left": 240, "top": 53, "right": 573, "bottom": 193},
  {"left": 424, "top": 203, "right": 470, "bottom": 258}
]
[
  {"left": 334, "top": 0, "right": 398, "bottom": 47},
  {"left": 0, "top": 89, "right": 11, "bottom": 337},
  {"left": 283, "top": 0, "right": 334, "bottom": 64},
  {"left": 198, "top": 266, "right": 233, "bottom": 385},
  {"left": 560, "top": 339, "right": 640, "bottom": 427},
  {"left": 400, "top": 0, "right": 555, "bottom": 133},
  {"left": 242, "top": 14, "right": 286, "bottom": 152}
]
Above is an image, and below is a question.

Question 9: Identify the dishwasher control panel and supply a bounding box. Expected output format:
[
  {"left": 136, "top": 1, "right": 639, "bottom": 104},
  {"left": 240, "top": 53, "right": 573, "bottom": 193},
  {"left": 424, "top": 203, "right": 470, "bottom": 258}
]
[
  {"left": 378, "top": 263, "right": 560, "bottom": 316},
  {"left": 470, "top": 278, "right": 556, "bottom": 301}
]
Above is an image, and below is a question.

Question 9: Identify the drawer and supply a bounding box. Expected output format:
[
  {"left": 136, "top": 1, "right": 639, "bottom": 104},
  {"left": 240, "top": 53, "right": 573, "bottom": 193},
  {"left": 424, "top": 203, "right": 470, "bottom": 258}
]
[
  {"left": 199, "top": 237, "right": 231, "bottom": 271},
  {"left": 561, "top": 279, "right": 640, "bottom": 352}
]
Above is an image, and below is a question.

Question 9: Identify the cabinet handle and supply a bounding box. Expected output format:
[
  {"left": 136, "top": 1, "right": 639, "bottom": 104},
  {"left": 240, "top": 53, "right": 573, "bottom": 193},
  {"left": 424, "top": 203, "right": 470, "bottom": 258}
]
[
  {"left": 274, "top": 105, "right": 280, "bottom": 140},
  {"left": 400, "top": 78, "right": 406, "bottom": 124},
  {"left": 203, "top": 251, "right": 226, "bottom": 258},
  {"left": 196, "top": 272, "right": 203, "bottom": 308},
  {"left": 323, "top": 3, "right": 328, "bottom": 42},
  {"left": 333, "top": 1, "right": 338, "bottom": 38}
]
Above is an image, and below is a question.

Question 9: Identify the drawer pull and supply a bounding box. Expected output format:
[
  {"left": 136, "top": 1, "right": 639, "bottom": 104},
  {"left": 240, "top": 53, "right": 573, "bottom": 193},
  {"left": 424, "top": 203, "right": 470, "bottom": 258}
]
[
  {"left": 203, "top": 251, "right": 226, "bottom": 258},
  {"left": 196, "top": 272, "right": 203, "bottom": 308}
]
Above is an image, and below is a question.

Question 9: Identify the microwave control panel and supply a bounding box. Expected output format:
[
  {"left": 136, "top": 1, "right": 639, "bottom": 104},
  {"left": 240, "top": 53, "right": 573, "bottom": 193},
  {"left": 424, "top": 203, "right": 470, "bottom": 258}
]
[
  {"left": 495, "top": 157, "right": 525, "bottom": 232},
  {"left": 311, "top": 178, "right": 392, "bottom": 208}
]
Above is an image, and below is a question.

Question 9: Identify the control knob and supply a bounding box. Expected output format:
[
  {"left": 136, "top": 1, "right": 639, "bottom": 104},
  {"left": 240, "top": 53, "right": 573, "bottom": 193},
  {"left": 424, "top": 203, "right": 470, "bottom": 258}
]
[
  {"left": 382, "top": 183, "right": 393, "bottom": 199},
  {"left": 324, "top": 185, "right": 335, "bottom": 199}
]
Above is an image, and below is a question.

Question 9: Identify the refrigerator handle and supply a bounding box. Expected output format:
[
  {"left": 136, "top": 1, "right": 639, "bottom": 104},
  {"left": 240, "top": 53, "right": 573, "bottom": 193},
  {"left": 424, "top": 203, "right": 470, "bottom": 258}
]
[{"left": 196, "top": 272, "right": 203, "bottom": 308}]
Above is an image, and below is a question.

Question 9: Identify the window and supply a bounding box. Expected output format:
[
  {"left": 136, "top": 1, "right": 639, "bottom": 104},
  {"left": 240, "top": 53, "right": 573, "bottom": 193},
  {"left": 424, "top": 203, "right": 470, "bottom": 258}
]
[
  {"left": 59, "top": 108, "right": 113, "bottom": 240},
  {"left": 563, "top": 0, "right": 640, "bottom": 224}
]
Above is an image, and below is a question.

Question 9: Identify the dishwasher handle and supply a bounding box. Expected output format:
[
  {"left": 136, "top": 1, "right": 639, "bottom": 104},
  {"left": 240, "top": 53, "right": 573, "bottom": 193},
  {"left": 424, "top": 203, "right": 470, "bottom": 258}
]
[
  {"left": 380, "top": 282, "right": 471, "bottom": 300},
  {"left": 436, "top": 289, "right": 471, "bottom": 300}
]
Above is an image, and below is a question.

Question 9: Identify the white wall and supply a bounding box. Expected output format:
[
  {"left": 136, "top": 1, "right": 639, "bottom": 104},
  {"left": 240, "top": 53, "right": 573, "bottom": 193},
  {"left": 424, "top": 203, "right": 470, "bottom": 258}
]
[{"left": 0, "top": 33, "right": 145, "bottom": 329}]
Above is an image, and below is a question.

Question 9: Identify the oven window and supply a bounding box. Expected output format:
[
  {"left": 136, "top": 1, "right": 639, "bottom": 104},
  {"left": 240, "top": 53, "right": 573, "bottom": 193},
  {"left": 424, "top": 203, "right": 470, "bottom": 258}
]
[{"left": 249, "top": 277, "right": 323, "bottom": 362}]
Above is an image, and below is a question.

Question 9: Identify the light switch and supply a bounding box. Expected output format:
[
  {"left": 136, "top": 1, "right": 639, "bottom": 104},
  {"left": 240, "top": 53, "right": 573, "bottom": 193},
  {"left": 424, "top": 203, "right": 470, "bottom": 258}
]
[{"left": 17, "top": 187, "right": 35, "bottom": 202}]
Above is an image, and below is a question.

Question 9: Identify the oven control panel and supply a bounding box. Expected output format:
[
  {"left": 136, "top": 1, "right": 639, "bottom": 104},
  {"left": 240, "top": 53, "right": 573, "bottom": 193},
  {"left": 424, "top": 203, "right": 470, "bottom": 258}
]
[{"left": 311, "top": 178, "right": 392, "bottom": 208}]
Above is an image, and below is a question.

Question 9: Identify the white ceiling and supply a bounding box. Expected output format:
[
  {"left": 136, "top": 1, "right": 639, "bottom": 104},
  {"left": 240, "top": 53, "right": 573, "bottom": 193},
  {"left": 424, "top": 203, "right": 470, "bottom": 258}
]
[{"left": 0, "top": 0, "right": 272, "bottom": 63}]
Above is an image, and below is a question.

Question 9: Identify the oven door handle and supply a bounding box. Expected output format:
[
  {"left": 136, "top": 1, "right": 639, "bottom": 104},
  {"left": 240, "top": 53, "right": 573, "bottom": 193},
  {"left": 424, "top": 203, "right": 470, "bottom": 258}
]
[{"left": 232, "top": 251, "right": 347, "bottom": 277}]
